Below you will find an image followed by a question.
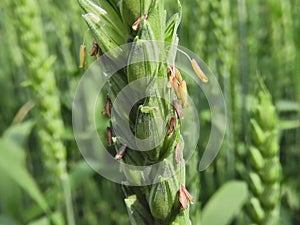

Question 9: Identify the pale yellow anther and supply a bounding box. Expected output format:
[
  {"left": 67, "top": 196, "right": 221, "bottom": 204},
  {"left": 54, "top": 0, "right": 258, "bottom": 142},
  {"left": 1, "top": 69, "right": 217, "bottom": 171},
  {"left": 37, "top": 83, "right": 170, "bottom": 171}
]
[{"left": 191, "top": 58, "right": 208, "bottom": 83}]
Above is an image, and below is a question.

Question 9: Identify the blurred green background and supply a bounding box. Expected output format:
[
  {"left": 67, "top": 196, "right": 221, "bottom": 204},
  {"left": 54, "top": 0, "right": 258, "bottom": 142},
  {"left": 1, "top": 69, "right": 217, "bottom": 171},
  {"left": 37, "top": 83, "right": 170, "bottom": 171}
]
[{"left": 0, "top": 0, "right": 299, "bottom": 225}]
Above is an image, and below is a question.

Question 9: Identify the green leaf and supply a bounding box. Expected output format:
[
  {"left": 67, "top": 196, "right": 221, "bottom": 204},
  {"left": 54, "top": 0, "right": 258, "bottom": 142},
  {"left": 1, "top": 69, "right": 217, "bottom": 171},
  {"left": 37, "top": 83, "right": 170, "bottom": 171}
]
[
  {"left": 279, "top": 119, "right": 300, "bottom": 130},
  {"left": 3, "top": 121, "right": 34, "bottom": 148},
  {"left": 201, "top": 181, "right": 248, "bottom": 225},
  {"left": 276, "top": 100, "right": 300, "bottom": 112},
  {"left": 0, "top": 171, "right": 23, "bottom": 221},
  {"left": 0, "top": 138, "right": 49, "bottom": 213},
  {"left": 27, "top": 212, "right": 64, "bottom": 225},
  {"left": 27, "top": 216, "right": 49, "bottom": 225}
]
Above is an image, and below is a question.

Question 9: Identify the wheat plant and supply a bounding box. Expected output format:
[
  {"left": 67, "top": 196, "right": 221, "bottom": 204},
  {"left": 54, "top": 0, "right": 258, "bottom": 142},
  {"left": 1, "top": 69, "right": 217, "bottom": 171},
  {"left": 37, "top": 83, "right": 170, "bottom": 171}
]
[{"left": 77, "top": 0, "right": 200, "bottom": 224}]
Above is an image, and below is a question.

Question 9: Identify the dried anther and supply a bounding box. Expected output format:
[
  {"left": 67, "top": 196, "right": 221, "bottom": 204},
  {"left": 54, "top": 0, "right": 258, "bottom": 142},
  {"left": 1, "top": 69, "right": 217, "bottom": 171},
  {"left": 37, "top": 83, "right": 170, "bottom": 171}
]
[
  {"left": 90, "top": 40, "right": 99, "bottom": 57},
  {"left": 191, "top": 58, "right": 208, "bottom": 83},
  {"left": 175, "top": 143, "right": 181, "bottom": 164},
  {"left": 79, "top": 44, "right": 86, "bottom": 68},
  {"left": 178, "top": 184, "right": 194, "bottom": 210},
  {"left": 106, "top": 127, "right": 113, "bottom": 146},
  {"left": 167, "top": 116, "right": 176, "bottom": 136},
  {"left": 132, "top": 14, "right": 148, "bottom": 31},
  {"left": 173, "top": 100, "right": 183, "bottom": 119},
  {"left": 102, "top": 96, "right": 112, "bottom": 117},
  {"left": 115, "top": 144, "right": 127, "bottom": 160}
]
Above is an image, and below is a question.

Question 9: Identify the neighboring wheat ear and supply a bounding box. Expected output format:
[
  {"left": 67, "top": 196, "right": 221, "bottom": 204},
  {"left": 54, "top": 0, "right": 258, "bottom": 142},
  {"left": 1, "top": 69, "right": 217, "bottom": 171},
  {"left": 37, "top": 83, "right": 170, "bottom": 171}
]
[
  {"left": 237, "top": 85, "right": 282, "bottom": 225},
  {"left": 15, "top": 0, "right": 75, "bottom": 223}
]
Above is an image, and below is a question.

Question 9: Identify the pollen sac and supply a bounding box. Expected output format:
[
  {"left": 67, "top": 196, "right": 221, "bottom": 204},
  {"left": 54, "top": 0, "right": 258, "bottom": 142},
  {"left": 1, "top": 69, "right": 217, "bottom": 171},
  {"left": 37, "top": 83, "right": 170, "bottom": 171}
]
[
  {"left": 172, "top": 77, "right": 181, "bottom": 99},
  {"left": 167, "top": 116, "right": 176, "bottom": 136},
  {"left": 132, "top": 14, "right": 148, "bottom": 31},
  {"left": 179, "top": 80, "right": 188, "bottom": 108},
  {"left": 106, "top": 127, "right": 113, "bottom": 146},
  {"left": 115, "top": 144, "right": 127, "bottom": 160},
  {"left": 191, "top": 58, "right": 208, "bottom": 83},
  {"left": 102, "top": 96, "right": 112, "bottom": 117},
  {"left": 90, "top": 40, "right": 99, "bottom": 56},
  {"left": 79, "top": 44, "right": 86, "bottom": 68},
  {"left": 178, "top": 184, "right": 194, "bottom": 210},
  {"left": 174, "top": 67, "right": 183, "bottom": 82},
  {"left": 173, "top": 99, "right": 183, "bottom": 119}
]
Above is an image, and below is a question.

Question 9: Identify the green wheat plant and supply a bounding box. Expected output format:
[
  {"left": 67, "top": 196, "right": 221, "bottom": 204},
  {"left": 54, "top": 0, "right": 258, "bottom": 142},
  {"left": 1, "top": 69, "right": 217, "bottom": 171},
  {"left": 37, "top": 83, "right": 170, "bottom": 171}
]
[{"left": 77, "top": 0, "right": 201, "bottom": 224}]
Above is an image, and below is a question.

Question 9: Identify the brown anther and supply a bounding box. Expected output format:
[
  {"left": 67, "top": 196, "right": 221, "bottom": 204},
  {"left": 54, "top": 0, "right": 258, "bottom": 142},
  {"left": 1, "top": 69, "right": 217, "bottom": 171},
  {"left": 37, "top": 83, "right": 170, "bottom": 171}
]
[
  {"left": 178, "top": 184, "right": 194, "bottom": 210},
  {"left": 191, "top": 58, "right": 208, "bottom": 83},
  {"left": 132, "top": 14, "right": 148, "bottom": 31},
  {"left": 106, "top": 127, "right": 113, "bottom": 146},
  {"left": 102, "top": 96, "right": 112, "bottom": 117},
  {"left": 167, "top": 65, "right": 175, "bottom": 88},
  {"left": 179, "top": 80, "right": 188, "bottom": 108},
  {"left": 115, "top": 144, "right": 127, "bottom": 160},
  {"left": 175, "top": 143, "right": 181, "bottom": 164},
  {"left": 167, "top": 116, "right": 176, "bottom": 136},
  {"left": 173, "top": 99, "right": 183, "bottom": 119},
  {"left": 79, "top": 44, "right": 86, "bottom": 68},
  {"left": 152, "top": 107, "right": 159, "bottom": 113},
  {"left": 90, "top": 40, "right": 99, "bottom": 57},
  {"left": 168, "top": 65, "right": 175, "bottom": 78}
]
